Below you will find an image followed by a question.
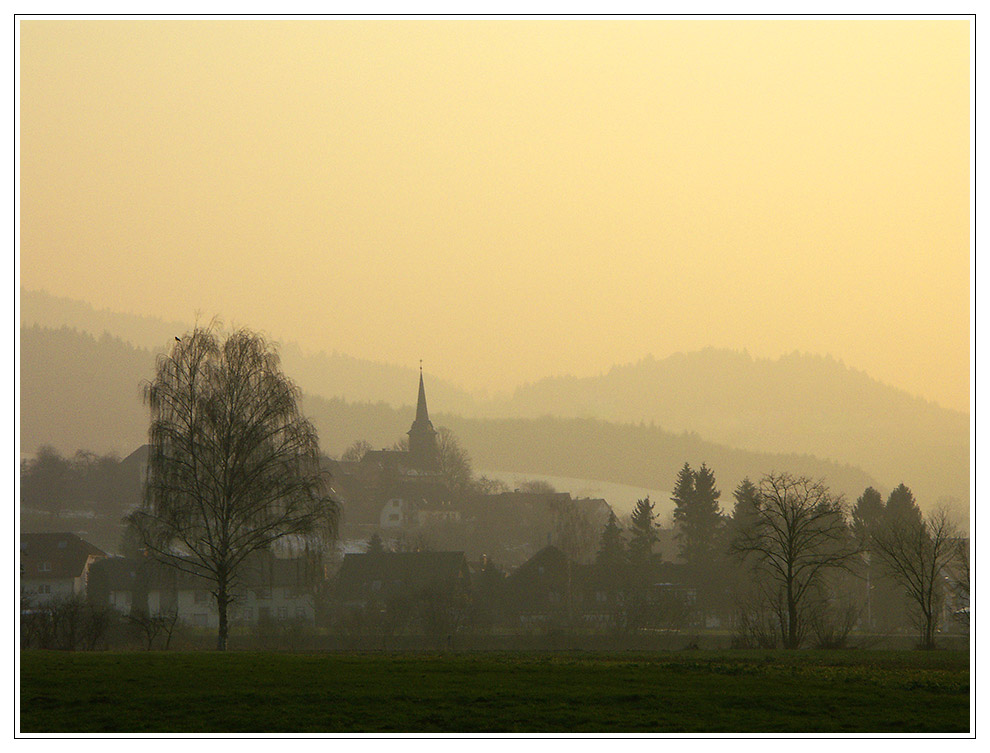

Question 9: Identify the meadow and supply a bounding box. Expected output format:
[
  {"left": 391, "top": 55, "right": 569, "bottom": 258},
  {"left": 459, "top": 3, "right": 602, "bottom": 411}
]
[{"left": 20, "top": 649, "right": 970, "bottom": 734}]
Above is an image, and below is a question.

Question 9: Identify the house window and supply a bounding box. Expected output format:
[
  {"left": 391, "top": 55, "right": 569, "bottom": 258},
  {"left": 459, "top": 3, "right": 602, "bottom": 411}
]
[
  {"left": 295, "top": 606, "right": 307, "bottom": 619},
  {"left": 389, "top": 513, "right": 400, "bottom": 522},
  {"left": 38, "top": 584, "right": 51, "bottom": 594},
  {"left": 57, "top": 541, "right": 67, "bottom": 549},
  {"left": 39, "top": 562, "right": 52, "bottom": 572},
  {"left": 277, "top": 606, "right": 288, "bottom": 620}
]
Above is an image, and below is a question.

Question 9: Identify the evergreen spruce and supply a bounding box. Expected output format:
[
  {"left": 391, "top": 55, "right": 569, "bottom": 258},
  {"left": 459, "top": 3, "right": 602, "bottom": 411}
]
[
  {"left": 628, "top": 496, "right": 659, "bottom": 565},
  {"left": 851, "top": 487, "right": 884, "bottom": 547},
  {"left": 852, "top": 486, "right": 886, "bottom": 630},
  {"left": 729, "top": 477, "right": 760, "bottom": 545},
  {"left": 596, "top": 510, "right": 627, "bottom": 570},
  {"left": 670, "top": 462, "right": 695, "bottom": 560},
  {"left": 884, "top": 484, "right": 923, "bottom": 529},
  {"left": 672, "top": 462, "right": 725, "bottom": 566}
]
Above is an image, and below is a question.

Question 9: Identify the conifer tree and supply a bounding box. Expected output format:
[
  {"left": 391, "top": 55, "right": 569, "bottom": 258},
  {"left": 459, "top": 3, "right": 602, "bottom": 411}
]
[
  {"left": 731, "top": 477, "right": 759, "bottom": 525},
  {"left": 596, "top": 510, "right": 627, "bottom": 570},
  {"left": 884, "top": 484, "right": 924, "bottom": 529},
  {"left": 672, "top": 462, "right": 725, "bottom": 566},
  {"left": 851, "top": 487, "right": 884, "bottom": 547},
  {"left": 671, "top": 462, "right": 694, "bottom": 509},
  {"left": 726, "top": 476, "right": 762, "bottom": 612},
  {"left": 851, "top": 486, "right": 886, "bottom": 629},
  {"left": 729, "top": 477, "right": 760, "bottom": 546},
  {"left": 670, "top": 462, "right": 695, "bottom": 559},
  {"left": 628, "top": 496, "right": 659, "bottom": 565}
]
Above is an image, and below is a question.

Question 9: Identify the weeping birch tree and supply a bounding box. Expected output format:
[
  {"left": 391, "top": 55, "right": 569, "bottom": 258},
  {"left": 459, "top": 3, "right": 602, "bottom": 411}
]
[{"left": 128, "top": 325, "right": 338, "bottom": 651}]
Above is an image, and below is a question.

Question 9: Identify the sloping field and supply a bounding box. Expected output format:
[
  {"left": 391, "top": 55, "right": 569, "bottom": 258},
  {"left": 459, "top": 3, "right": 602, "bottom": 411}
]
[{"left": 20, "top": 650, "right": 970, "bottom": 734}]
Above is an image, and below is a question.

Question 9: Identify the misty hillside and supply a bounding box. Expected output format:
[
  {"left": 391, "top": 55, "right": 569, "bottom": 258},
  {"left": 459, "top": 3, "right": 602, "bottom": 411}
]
[
  {"left": 20, "top": 289, "right": 480, "bottom": 414},
  {"left": 20, "top": 325, "right": 151, "bottom": 455},
  {"left": 299, "top": 393, "right": 878, "bottom": 509},
  {"left": 19, "top": 291, "right": 969, "bottom": 511},
  {"left": 19, "top": 325, "right": 877, "bottom": 510},
  {"left": 494, "top": 351, "right": 969, "bottom": 510}
]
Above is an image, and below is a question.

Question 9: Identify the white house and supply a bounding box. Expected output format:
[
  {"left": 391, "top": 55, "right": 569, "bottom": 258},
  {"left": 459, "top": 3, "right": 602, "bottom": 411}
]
[
  {"left": 20, "top": 533, "right": 106, "bottom": 608},
  {"left": 142, "top": 552, "right": 320, "bottom": 627}
]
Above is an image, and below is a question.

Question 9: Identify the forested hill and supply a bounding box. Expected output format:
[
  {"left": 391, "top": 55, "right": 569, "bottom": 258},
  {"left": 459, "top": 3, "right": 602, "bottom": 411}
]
[
  {"left": 20, "top": 325, "right": 151, "bottom": 455},
  {"left": 494, "top": 351, "right": 969, "bottom": 512},
  {"left": 20, "top": 289, "right": 479, "bottom": 414},
  {"left": 20, "top": 290, "right": 969, "bottom": 513},
  {"left": 300, "top": 393, "right": 878, "bottom": 509},
  {"left": 20, "top": 325, "right": 877, "bottom": 508}
]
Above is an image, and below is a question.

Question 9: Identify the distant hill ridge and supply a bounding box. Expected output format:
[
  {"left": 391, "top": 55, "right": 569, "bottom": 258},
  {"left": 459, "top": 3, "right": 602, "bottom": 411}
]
[
  {"left": 20, "top": 324, "right": 878, "bottom": 511},
  {"left": 19, "top": 290, "right": 969, "bottom": 512},
  {"left": 20, "top": 288, "right": 479, "bottom": 413},
  {"left": 494, "top": 349, "right": 969, "bottom": 513}
]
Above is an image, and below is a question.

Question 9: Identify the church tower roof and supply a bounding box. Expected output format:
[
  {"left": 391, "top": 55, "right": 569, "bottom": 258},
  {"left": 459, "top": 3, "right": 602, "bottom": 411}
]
[
  {"left": 415, "top": 367, "right": 431, "bottom": 426},
  {"left": 407, "top": 364, "right": 440, "bottom": 472}
]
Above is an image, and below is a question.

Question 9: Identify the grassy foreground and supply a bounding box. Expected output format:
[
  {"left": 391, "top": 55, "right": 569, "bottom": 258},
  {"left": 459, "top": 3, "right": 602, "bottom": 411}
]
[{"left": 20, "top": 650, "right": 970, "bottom": 733}]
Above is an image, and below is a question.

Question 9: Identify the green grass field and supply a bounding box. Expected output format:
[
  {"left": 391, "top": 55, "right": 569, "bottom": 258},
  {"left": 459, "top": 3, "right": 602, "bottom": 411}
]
[{"left": 20, "top": 650, "right": 970, "bottom": 733}]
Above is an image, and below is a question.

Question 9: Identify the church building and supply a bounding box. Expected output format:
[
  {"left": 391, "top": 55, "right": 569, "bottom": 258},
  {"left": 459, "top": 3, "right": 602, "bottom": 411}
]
[{"left": 359, "top": 368, "right": 441, "bottom": 476}]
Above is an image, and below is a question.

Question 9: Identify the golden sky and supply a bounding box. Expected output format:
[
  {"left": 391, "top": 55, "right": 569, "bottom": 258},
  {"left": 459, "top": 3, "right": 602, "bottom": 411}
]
[{"left": 19, "top": 20, "right": 972, "bottom": 412}]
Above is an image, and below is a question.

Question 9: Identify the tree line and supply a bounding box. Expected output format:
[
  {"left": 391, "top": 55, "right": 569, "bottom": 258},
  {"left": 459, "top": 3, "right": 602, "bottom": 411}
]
[
  {"left": 21, "top": 325, "right": 969, "bottom": 652},
  {"left": 590, "top": 462, "right": 967, "bottom": 650}
]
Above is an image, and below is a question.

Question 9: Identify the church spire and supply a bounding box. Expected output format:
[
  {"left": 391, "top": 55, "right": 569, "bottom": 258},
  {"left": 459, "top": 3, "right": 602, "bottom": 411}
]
[
  {"left": 415, "top": 363, "right": 430, "bottom": 424},
  {"left": 408, "top": 364, "right": 439, "bottom": 472}
]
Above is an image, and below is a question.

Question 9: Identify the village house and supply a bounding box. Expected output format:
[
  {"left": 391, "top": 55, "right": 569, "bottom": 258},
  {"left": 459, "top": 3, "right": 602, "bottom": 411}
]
[
  {"left": 503, "top": 545, "right": 695, "bottom": 629},
  {"left": 89, "top": 550, "right": 322, "bottom": 627},
  {"left": 333, "top": 550, "right": 471, "bottom": 612},
  {"left": 87, "top": 555, "right": 147, "bottom": 614},
  {"left": 20, "top": 532, "right": 106, "bottom": 608}
]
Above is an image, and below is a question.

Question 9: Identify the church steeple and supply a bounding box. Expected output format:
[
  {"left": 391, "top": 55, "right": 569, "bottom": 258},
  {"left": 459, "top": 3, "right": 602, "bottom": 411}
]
[
  {"left": 415, "top": 363, "right": 431, "bottom": 425},
  {"left": 407, "top": 364, "right": 440, "bottom": 472}
]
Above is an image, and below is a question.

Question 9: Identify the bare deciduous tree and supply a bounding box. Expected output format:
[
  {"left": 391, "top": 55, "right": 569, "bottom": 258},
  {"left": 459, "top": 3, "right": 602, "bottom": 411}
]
[
  {"left": 733, "top": 472, "right": 857, "bottom": 649},
  {"left": 870, "top": 506, "right": 960, "bottom": 650},
  {"left": 128, "top": 325, "right": 338, "bottom": 651},
  {"left": 20, "top": 596, "right": 116, "bottom": 651},
  {"left": 128, "top": 608, "right": 179, "bottom": 651},
  {"left": 950, "top": 538, "right": 970, "bottom": 631},
  {"left": 472, "top": 475, "right": 509, "bottom": 495},
  {"left": 436, "top": 426, "right": 473, "bottom": 496},
  {"left": 340, "top": 439, "right": 373, "bottom": 463},
  {"left": 519, "top": 479, "right": 557, "bottom": 495}
]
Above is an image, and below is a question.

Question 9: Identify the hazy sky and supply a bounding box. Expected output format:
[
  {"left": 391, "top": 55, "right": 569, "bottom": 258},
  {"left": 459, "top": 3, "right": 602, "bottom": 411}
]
[{"left": 19, "top": 20, "right": 971, "bottom": 412}]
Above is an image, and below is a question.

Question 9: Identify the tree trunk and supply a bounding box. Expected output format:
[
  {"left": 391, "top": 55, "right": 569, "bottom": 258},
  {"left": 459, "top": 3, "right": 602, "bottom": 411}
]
[
  {"left": 922, "top": 609, "right": 936, "bottom": 650},
  {"left": 216, "top": 581, "right": 229, "bottom": 651},
  {"left": 786, "top": 581, "right": 799, "bottom": 649}
]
